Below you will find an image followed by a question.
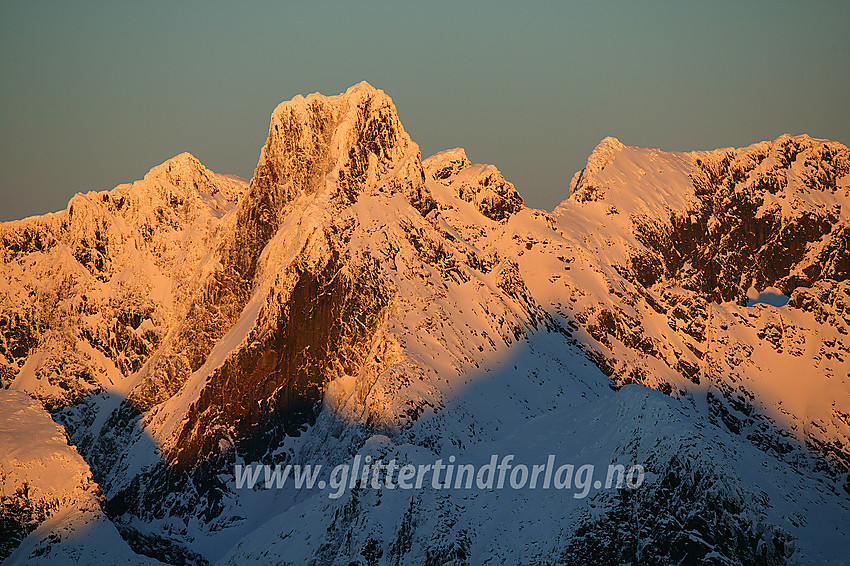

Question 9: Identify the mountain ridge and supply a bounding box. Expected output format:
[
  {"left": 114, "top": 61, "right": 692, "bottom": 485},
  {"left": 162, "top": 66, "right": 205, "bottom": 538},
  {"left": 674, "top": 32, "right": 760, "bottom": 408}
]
[{"left": 1, "top": 82, "right": 849, "bottom": 565}]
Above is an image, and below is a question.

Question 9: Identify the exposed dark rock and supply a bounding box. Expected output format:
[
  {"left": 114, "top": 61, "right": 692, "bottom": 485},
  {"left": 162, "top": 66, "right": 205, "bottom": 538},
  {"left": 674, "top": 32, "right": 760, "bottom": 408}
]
[
  {"left": 630, "top": 138, "right": 849, "bottom": 303},
  {"left": 169, "top": 251, "right": 393, "bottom": 469}
]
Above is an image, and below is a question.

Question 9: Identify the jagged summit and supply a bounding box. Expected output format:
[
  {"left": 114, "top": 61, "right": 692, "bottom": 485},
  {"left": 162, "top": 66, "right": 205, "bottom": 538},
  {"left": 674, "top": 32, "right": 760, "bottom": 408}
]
[
  {"left": 590, "top": 135, "right": 626, "bottom": 160},
  {"left": 424, "top": 149, "right": 524, "bottom": 221},
  {"left": 568, "top": 136, "right": 625, "bottom": 193},
  {"left": 423, "top": 147, "right": 471, "bottom": 181},
  {"left": 137, "top": 151, "right": 247, "bottom": 206},
  {"left": 144, "top": 152, "right": 212, "bottom": 189},
  {"left": 249, "top": 81, "right": 428, "bottom": 210}
]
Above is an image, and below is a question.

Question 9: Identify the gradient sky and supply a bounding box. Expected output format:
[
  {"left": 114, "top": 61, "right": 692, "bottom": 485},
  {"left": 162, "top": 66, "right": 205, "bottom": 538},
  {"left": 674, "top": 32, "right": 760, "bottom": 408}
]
[{"left": 2, "top": 1, "right": 848, "bottom": 221}]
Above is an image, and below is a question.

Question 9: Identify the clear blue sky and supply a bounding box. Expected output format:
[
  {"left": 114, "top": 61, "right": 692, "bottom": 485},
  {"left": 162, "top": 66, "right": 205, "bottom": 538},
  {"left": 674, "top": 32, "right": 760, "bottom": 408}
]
[{"left": 2, "top": 1, "right": 848, "bottom": 220}]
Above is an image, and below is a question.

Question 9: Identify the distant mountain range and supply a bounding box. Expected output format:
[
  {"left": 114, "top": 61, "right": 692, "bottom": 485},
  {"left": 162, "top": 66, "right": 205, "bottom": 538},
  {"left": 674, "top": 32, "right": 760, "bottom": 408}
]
[{"left": 2, "top": 82, "right": 848, "bottom": 565}]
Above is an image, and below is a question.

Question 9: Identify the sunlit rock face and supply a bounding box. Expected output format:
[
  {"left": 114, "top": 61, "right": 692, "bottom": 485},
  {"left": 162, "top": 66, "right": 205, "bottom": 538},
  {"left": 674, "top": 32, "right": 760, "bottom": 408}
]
[
  {"left": 0, "top": 152, "right": 246, "bottom": 409},
  {"left": 126, "top": 82, "right": 441, "bottom": 470},
  {"left": 2, "top": 83, "right": 850, "bottom": 565}
]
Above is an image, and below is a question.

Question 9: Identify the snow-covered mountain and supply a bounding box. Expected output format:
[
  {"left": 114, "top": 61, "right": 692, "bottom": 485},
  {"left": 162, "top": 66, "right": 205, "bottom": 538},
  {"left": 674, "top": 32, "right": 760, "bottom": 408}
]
[{"left": 2, "top": 82, "right": 849, "bottom": 565}]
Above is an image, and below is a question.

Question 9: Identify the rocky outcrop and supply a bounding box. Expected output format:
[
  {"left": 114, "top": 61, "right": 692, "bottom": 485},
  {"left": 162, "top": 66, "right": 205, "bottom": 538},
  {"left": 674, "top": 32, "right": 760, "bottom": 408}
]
[{"left": 425, "top": 149, "right": 523, "bottom": 221}]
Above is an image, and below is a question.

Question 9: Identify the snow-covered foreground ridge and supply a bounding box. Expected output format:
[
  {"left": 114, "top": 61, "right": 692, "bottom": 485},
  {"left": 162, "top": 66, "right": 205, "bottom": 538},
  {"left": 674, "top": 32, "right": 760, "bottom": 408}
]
[{"left": 1, "top": 81, "right": 849, "bottom": 565}]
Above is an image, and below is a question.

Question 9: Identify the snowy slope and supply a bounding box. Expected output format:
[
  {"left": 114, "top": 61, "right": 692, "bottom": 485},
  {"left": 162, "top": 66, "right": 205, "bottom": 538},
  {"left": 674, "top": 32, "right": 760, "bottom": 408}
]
[
  {"left": 217, "top": 331, "right": 849, "bottom": 565},
  {"left": 0, "top": 390, "right": 164, "bottom": 565}
]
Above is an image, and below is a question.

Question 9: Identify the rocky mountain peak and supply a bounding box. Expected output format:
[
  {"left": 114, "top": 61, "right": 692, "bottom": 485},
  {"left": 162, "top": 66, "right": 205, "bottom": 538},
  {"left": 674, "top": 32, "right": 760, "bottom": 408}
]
[
  {"left": 423, "top": 147, "right": 471, "bottom": 181},
  {"left": 144, "top": 151, "right": 205, "bottom": 182},
  {"left": 216, "top": 82, "right": 436, "bottom": 297},
  {"left": 142, "top": 152, "right": 230, "bottom": 199},
  {"left": 248, "top": 81, "right": 428, "bottom": 212}
]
